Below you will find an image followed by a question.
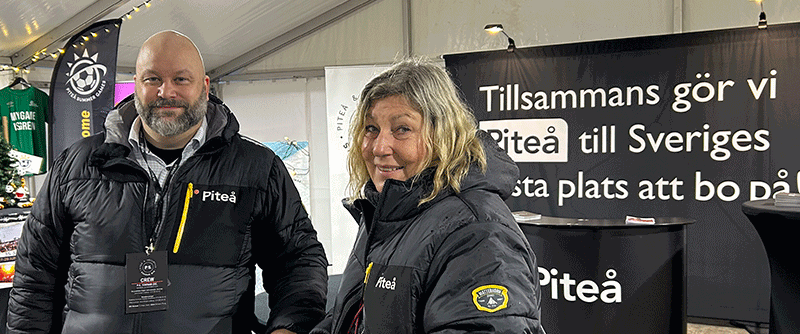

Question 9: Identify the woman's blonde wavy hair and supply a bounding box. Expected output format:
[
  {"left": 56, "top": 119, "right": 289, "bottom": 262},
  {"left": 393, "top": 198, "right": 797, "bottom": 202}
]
[{"left": 346, "top": 57, "right": 487, "bottom": 205}]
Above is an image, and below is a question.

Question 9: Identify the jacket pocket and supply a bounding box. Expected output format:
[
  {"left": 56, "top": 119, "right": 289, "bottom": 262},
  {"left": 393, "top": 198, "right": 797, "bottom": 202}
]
[
  {"left": 167, "top": 183, "right": 256, "bottom": 266},
  {"left": 363, "top": 264, "right": 414, "bottom": 334}
]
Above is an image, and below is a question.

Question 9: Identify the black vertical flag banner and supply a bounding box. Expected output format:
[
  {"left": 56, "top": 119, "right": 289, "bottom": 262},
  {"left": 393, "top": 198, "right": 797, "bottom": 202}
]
[
  {"left": 49, "top": 19, "right": 122, "bottom": 161},
  {"left": 446, "top": 22, "right": 800, "bottom": 324}
]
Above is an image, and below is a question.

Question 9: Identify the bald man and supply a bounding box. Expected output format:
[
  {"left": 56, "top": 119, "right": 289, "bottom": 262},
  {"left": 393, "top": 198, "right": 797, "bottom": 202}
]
[{"left": 7, "top": 31, "right": 328, "bottom": 334}]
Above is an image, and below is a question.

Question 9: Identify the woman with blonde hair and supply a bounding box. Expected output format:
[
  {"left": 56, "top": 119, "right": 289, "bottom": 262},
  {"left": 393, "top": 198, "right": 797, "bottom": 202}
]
[{"left": 313, "top": 58, "right": 544, "bottom": 334}]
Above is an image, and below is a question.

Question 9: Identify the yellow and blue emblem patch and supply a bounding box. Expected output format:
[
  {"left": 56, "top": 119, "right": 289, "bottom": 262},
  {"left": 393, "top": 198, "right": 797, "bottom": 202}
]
[{"left": 471, "top": 284, "right": 509, "bottom": 312}]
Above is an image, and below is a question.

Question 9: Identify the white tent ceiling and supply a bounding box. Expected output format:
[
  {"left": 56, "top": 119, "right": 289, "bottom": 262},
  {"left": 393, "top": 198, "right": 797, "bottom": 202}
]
[
  {"left": 0, "top": 0, "right": 374, "bottom": 80},
  {"left": 3, "top": 0, "right": 799, "bottom": 84}
]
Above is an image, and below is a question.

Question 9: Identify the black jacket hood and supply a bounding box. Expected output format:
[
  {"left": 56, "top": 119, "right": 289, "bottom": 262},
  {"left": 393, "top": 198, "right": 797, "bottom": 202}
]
[
  {"left": 354, "top": 130, "right": 518, "bottom": 221},
  {"left": 90, "top": 93, "right": 236, "bottom": 167}
]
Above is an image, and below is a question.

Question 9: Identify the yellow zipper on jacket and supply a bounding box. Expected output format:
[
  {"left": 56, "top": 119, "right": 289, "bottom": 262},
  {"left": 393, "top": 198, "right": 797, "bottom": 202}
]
[
  {"left": 173, "top": 182, "right": 193, "bottom": 253},
  {"left": 364, "top": 262, "right": 373, "bottom": 284}
]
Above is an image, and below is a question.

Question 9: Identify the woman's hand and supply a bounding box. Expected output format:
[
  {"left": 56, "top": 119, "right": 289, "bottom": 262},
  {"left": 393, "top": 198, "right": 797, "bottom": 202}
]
[{"left": 271, "top": 329, "right": 296, "bottom": 334}]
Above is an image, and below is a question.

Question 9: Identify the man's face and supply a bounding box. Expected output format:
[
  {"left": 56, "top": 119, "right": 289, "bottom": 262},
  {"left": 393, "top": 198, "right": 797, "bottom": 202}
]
[
  {"left": 134, "top": 84, "right": 207, "bottom": 137},
  {"left": 134, "top": 39, "right": 209, "bottom": 137}
]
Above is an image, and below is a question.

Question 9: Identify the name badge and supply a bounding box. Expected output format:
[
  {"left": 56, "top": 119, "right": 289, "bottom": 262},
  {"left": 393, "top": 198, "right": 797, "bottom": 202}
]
[{"left": 125, "top": 251, "right": 168, "bottom": 314}]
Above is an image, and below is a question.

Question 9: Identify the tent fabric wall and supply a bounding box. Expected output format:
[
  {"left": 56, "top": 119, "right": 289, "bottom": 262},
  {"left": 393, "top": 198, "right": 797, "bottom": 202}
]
[
  {"left": 222, "top": 79, "right": 311, "bottom": 143},
  {"left": 218, "top": 77, "right": 333, "bottom": 269},
  {"left": 243, "top": 0, "right": 404, "bottom": 73}
]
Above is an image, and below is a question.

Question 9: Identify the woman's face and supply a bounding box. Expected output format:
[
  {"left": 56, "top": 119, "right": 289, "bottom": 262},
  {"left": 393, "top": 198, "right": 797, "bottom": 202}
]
[{"left": 361, "top": 95, "right": 428, "bottom": 192}]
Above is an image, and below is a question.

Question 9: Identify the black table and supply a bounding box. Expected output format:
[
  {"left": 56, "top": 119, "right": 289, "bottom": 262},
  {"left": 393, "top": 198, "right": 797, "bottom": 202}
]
[
  {"left": 517, "top": 215, "right": 692, "bottom": 334},
  {"left": 742, "top": 200, "right": 800, "bottom": 334}
]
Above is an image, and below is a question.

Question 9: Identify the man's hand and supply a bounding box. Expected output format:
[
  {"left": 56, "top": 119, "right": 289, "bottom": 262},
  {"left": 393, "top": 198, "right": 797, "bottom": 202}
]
[{"left": 271, "top": 329, "right": 296, "bottom": 334}]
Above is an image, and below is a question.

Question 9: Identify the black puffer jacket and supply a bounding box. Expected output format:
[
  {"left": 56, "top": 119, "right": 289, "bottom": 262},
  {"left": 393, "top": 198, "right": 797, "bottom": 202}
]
[
  {"left": 7, "top": 95, "right": 328, "bottom": 334},
  {"left": 313, "top": 131, "right": 544, "bottom": 334}
]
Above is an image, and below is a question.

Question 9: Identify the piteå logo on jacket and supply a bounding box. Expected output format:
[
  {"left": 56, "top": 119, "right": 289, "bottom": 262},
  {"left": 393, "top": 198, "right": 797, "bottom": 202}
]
[
  {"left": 375, "top": 275, "right": 396, "bottom": 290},
  {"left": 193, "top": 189, "right": 237, "bottom": 203}
]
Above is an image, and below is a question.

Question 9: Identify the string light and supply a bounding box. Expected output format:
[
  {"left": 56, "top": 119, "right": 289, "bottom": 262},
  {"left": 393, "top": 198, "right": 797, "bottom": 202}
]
[
  {"left": 4, "top": 42, "right": 59, "bottom": 71},
  {"left": 25, "top": 46, "right": 52, "bottom": 65},
  {"left": 121, "top": 0, "right": 153, "bottom": 21},
  {"left": 6, "top": 0, "right": 155, "bottom": 73},
  {"left": 0, "top": 64, "right": 27, "bottom": 76},
  {"left": 0, "top": 66, "right": 24, "bottom": 73}
]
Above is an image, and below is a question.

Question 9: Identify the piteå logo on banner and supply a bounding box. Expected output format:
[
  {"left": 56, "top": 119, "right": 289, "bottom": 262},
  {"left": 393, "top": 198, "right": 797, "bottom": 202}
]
[{"left": 479, "top": 118, "right": 569, "bottom": 162}]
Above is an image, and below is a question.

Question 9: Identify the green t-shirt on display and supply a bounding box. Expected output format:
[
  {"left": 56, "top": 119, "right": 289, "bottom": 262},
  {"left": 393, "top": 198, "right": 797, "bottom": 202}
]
[{"left": 0, "top": 86, "right": 49, "bottom": 174}]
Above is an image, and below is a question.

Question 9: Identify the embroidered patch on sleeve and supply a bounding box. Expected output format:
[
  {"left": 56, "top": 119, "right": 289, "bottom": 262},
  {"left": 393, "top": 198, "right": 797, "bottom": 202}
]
[{"left": 471, "top": 285, "right": 509, "bottom": 312}]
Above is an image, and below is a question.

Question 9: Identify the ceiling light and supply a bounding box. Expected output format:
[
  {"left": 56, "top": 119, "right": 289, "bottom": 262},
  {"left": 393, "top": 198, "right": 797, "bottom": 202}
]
[
  {"left": 484, "top": 24, "right": 504, "bottom": 34},
  {"left": 484, "top": 24, "right": 516, "bottom": 52}
]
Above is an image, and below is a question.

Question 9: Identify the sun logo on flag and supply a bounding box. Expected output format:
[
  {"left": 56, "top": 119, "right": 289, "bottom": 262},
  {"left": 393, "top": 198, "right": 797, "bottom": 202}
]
[{"left": 66, "top": 49, "right": 108, "bottom": 101}]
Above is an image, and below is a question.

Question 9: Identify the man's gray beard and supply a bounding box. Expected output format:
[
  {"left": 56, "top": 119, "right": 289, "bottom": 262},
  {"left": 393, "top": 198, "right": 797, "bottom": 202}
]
[{"left": 135, "top": 90, "right": 207, "bottom": 137}]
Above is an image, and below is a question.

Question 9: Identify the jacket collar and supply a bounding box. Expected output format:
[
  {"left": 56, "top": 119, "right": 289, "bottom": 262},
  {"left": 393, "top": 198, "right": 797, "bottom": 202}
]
[
  {"left": 346, "top": 130, "right": 519, "bottom": 240},
  {"left": 351, "top": 175, "right": 436, "bottom": 242},
  {"left": 89, "top": 94, "right": 237, "bottom": 168}
]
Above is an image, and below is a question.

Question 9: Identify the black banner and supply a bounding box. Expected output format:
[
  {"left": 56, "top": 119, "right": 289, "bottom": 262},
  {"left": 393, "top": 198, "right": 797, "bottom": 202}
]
[
  {"left": 49, "top": 19, "right": 122, "bottom": 160},
  {"left": 445, "top": 22, "right": 800, "bottom": 323}
]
